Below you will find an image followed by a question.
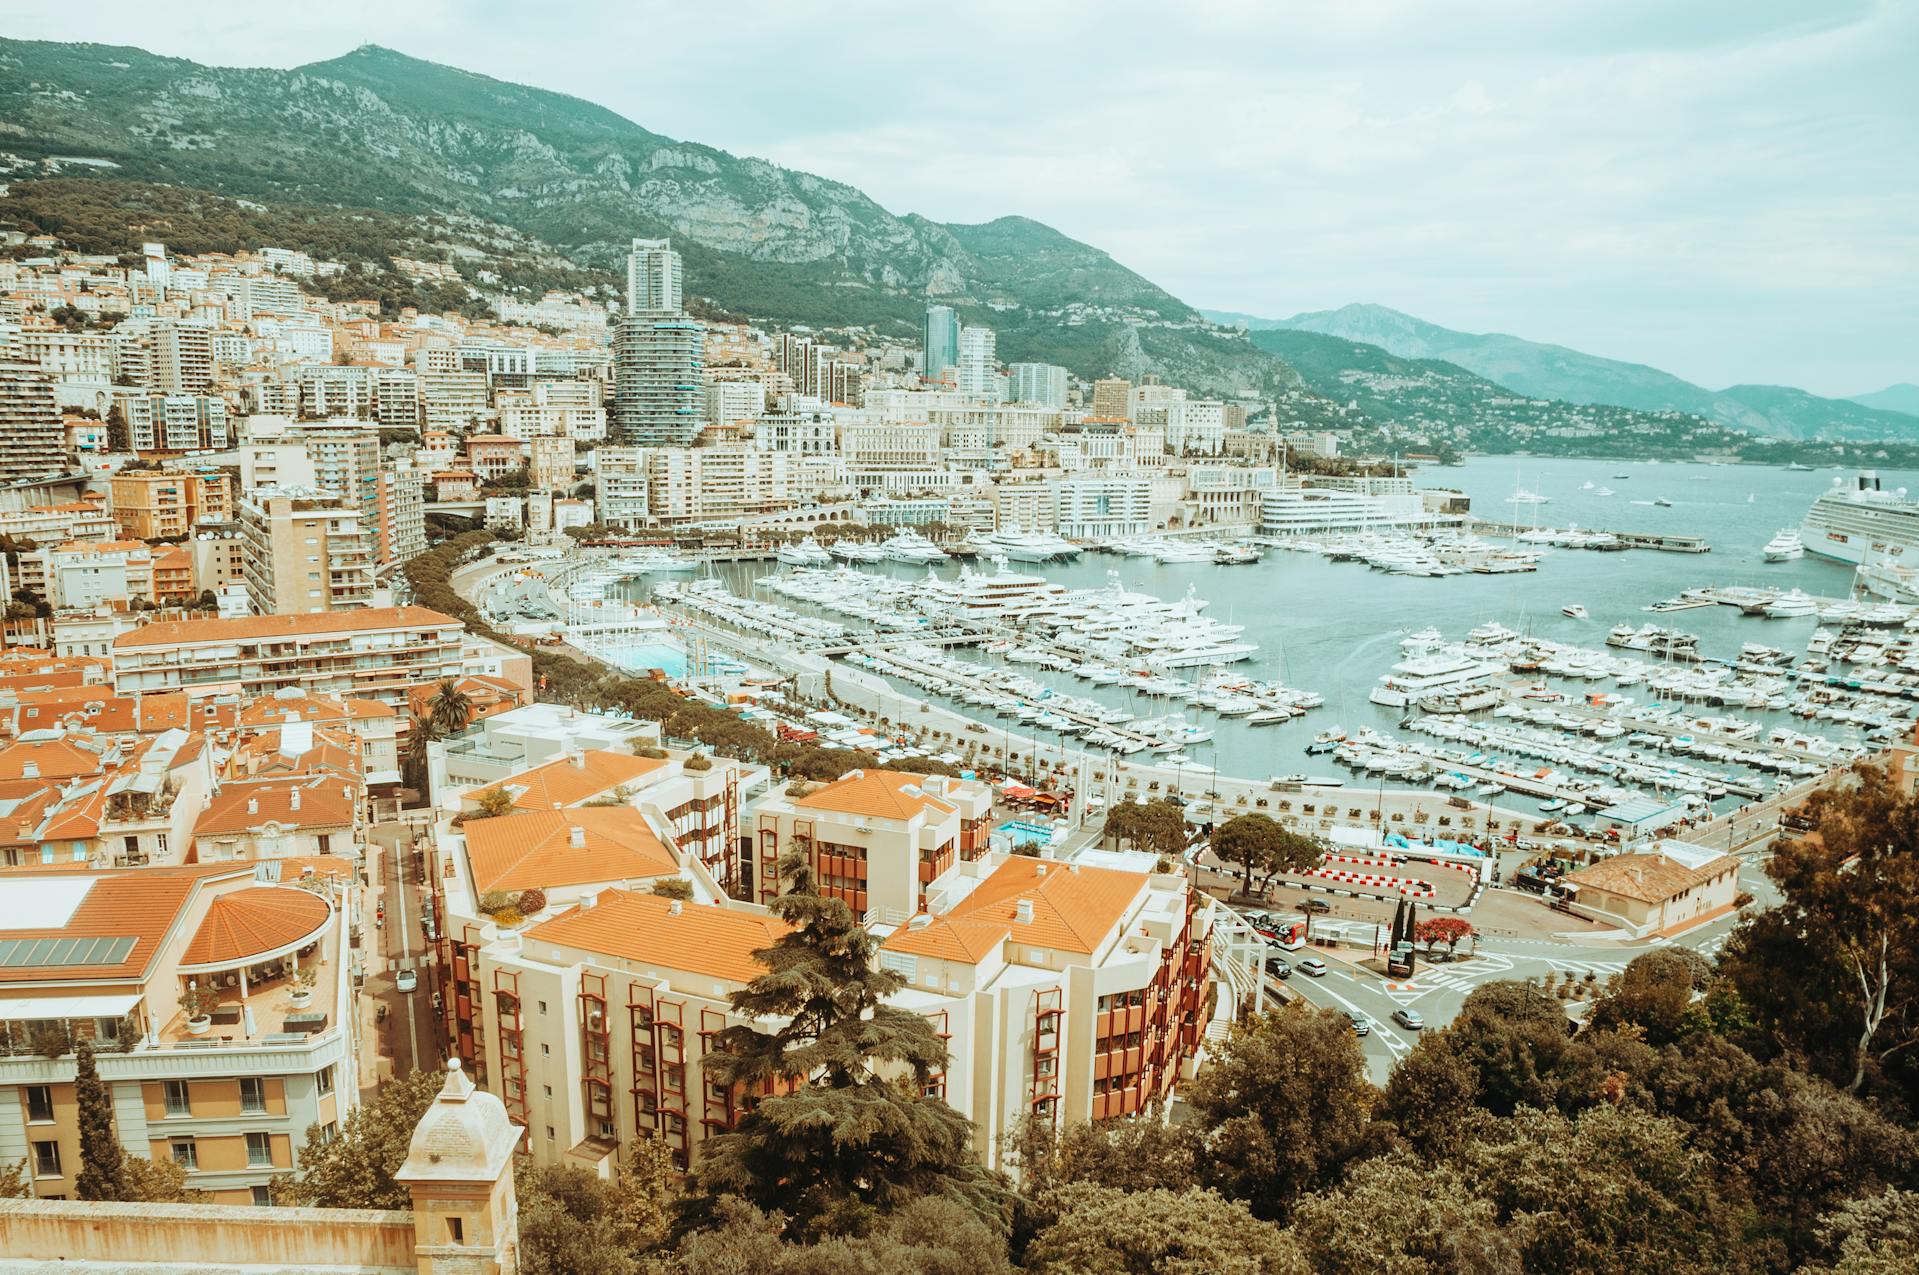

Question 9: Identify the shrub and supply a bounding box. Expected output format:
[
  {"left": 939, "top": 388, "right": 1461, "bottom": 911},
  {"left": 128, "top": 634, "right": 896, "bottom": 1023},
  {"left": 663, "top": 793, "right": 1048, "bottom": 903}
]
[{"left": 516, "top": 888, "right": 548, "bottom": 915}]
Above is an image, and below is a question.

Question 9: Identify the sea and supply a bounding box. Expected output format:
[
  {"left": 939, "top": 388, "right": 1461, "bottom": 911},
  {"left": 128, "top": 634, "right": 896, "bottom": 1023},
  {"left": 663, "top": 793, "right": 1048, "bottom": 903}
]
[{"left": 625, "top": 455, "right": 1918, "bottom": 782}]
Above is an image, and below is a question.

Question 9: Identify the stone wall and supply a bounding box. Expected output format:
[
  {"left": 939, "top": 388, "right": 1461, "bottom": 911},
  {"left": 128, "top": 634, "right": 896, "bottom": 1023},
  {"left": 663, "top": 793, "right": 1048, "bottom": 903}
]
[{"left": 0, "top": 1197, "right": 416, "bottom": 1274}]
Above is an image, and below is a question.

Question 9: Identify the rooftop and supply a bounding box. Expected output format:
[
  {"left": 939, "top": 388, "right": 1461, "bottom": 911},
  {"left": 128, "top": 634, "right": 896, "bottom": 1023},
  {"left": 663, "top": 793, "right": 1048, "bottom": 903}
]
[
  {"left": 1564, "top": 842, "right": 1740, "bottom": 904},
  {"left": 466, "top": 749, "right": 665, "bottom": 812},
  {"left": 113, "top": 605, "right": 461, "bottom": 649},
  {"left": 886, "top": 857, "right": 1147, "bottom": 960},
  {"left": 181, "top": 885, "right": 332, "bottom": 970},
  {"left": 791, "top": 768, "right": 958, "bottom": 821},
  {"left": 526, "top": 888, "right": 785, "bottom": 983},
  {"left": 463, "top": 807, "right": 678, "bottom": 895}
]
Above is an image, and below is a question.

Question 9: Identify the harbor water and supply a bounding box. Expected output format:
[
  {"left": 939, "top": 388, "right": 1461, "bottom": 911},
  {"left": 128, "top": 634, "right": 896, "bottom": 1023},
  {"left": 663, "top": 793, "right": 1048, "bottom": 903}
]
[{"left": 619, "top": 455, "right": 1916, "bottom": 783}]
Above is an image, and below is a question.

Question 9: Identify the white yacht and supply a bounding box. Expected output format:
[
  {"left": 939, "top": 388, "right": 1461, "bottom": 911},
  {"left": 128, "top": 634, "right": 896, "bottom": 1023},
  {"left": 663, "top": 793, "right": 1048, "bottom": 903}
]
[
  {"left": 1561, "top": 604, "right": 1588, "bottom": 619},
  {"left": 1507, "top": 489, "right": 1550, "bottom": 506},
  {"left": 829, "top": 540, "right": 885, "bottom": 563},
  {"left": 879, "top": 528, "right": 950, "bottom": 563},
  {"left": 776, "top": 537, "right": 831, "bottom": 567},
  {"left": 1146, "top": 538, "right": 1218, "bottom": 564},
  {"left": 1764, "top": 589, "right": 1818, "bottom": 619},
  {"left": 1801, "top": 471, "right": 1919, "bottom": 565},
  {"left": 976, "top": 528, "right": 1082, "bottom": 563},
  {"left": 923, "top": 560, "right": 1066, "bottom": 621},
  {"left": 617, "top": 548, "right": 698, "bottom": 574},
  {"left": 1762, "top": 529, "right": 1805, "bottom": 562},
  {"left": 1369, "top": 652, "right": 1503, "bottom": 708}
]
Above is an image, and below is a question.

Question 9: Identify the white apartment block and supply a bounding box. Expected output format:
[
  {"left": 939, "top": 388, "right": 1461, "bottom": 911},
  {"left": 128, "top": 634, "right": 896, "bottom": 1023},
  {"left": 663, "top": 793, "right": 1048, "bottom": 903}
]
[
  {"left": 1166, "top": 400, "right": 1228, "bottom": 456},
  {"left": 591, "top": 447, "right": 649, "bottom": 528},
  {"left": 704, "top": 380, "right": 765, "bottom": 428},
  {"left": 1053, "top": 473, "right": 1155, "bottom": 538}
]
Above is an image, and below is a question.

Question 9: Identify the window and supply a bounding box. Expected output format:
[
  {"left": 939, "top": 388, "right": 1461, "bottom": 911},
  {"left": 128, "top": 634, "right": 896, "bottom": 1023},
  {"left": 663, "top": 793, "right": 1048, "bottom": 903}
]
[
  {"left": 246, "top": 1132, "right": 273, "bottom": 1167},
  {"left": 169, "top": 1138, "right": 197, "bottom": 1169},
  {"left": 315, "top": 1065, "right": 333, "bottom": 1096},
  {"left": 319, "top": 1121, "right": 337, "bottom": 1144},
  {"left": 25, "top": 1085, "right": 54, "bottom": 1123},
  {"left": 32, "top": 1140, "right": 60, "bottom": 1176},
  {"left": 447, "top": 1217, "right": 465, "bottom": 1244},
  {"left": 251, "top": 1185, "right": 272, "bottom": 1206},
  {"left": 239, "top": 1078, "right": 267, "bottom": 1113},
  {"left": 163, "top": 1080, "right": 191, "bottom": 1117}
]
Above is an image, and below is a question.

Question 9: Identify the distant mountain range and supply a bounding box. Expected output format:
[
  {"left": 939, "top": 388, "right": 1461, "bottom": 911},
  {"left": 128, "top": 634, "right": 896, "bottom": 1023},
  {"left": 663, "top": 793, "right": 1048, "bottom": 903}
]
[
  {"left": 1850, "top": 383, "right": 1919, "bottom": 418},
  {"left": 1205, "top": 303, "right": 1916, "bottom": 442}
]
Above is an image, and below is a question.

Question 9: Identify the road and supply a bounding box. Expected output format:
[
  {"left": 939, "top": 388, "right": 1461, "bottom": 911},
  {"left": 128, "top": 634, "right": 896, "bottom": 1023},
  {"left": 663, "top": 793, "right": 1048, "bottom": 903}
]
[
  {"left": 369, "top": 821, "right": 440, "bottom": 1080},
  {"left": 1254, "top": 854, "right": 1775, "bottom": 1083}
]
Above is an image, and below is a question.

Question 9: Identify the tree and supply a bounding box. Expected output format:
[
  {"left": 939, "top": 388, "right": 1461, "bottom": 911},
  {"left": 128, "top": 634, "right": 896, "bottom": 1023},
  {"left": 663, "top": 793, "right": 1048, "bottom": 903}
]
[
  {"left": 649, "top": 878, "right": 694, "bottom": 902},
  {"left": 1100, "top": 800, "right": 1188, "bottom": 860},
  {"left": 677, "top": 1194, "right": 1012, "bottom": 1275},
  {"left": 516, "top": 887, "right": 548, "bottom": 915},
  {"left": 1011, "top": 1109, "right": 1202, "bottom": 1198},
  {"left": 1803, "top": 1187, "right": 1919, "bottom": 1275},
  {"left": 1724, "top": 763, "right": 1919, "bottom": 1097},
  {"left": 1211, "top": 815, "right": 1321, "bottom": 896},
  {"left": 1381, "top": 982, "right": 1594, "bottom": 1141},
  {"left": 1023, "top": 1183, "right": 1308, "bottom": 1275},
  {"left": 121, "top": 1153, "right": 205, "bottom": 1202},
  {"left": 516, "top": 1146, "right": 674, "bottom": 1275},
  {"left": 1414, "top": 916, "right": 1474, "bottom": 959},
  {"left": 74, "top": 1038, "right": 127, "bottom": 1201},
  {"left": 1185, "top": 1001, "right": 1381, "bottom": 1219},
  {"left": 428, "top": 677, "right": 474, "bottom": 734},
  {"left": 278, "top": 1067, "right": 442, "bottom": 1209},
  {"left": 1285, "top": 1152, "right": 1519, "bottom": 1275},
  {"left": 471, "top": 786, "right": 517, "bottom": 820},
  {"left": 676, "top": 851, "right": 1010, "bottom": 1241},
  {"left": 402, "top": 720, "right": 440, "bottom": 797},
  {"left": 1588, "top": 949, "right": 1710, "bottom": 1046},
  {"left": 0, "top": 1159, "right": 27, "bottom": 1198}
]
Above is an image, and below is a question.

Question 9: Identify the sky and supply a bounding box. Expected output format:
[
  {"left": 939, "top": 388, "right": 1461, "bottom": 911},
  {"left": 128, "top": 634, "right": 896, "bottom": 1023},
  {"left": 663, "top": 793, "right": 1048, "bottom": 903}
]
[{"left": 10, "top": 0, "right": 1916, "bottom": 396}]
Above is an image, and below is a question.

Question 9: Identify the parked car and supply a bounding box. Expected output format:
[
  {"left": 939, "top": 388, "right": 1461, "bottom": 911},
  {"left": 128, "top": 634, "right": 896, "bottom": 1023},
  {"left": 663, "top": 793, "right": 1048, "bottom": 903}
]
[
  {"left": 1343, "top": 1009, "right": 1371, "bottom": 1036},
  {"left": 396, "top": 969, "right": 418, "bottom": 993},
  {"left": 1298, "top": 957, "right": 1328, "bottom": 978},
  {"left": 1391, "top": 1008, "right": 1424, "bottom": 1031},
  {"left": 1264, "top": 956, "right": 1291, "bottom": 979}
]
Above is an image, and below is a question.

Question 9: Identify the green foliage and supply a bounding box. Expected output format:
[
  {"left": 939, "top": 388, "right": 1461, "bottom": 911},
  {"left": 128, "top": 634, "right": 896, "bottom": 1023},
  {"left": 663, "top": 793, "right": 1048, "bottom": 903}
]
[
  {"left": 515, "top": 1146, "right": 673, "bottom": 1275},
  {"left": 0, "top": 1158, "right": 28, "bottom": 1198},
  {"left": 428, "top": 677, "right": 474, "bottom": 734},
  {"left": 1101, "top": 800, "right": 1189, "bottom": 859},
  {"left": 1185, "top": 1001, "right": 1381, "bottom": 1220},
  {"left": 120, "top": 1153, "right": 204, "bottom": 1203},
  {"left": 1285, "top": 1151, "right": 1518, "bottom": 1275},
  {"left": 1588, "top": 949, "right": 1713, "bottom": 1045},
  {"left": 677, "top": 1194, "right": 1012, "bottom": 1275},
  {"left": 1803, "top": 1188, "right": 1919, "bottom": 1275},
  {"left": 649, "top": 878, "right": 694, "bottom": 902},
  {"left": 1210, "top": 814, "right": 1322, "bottom": 895},
  {"left": 73, "top": 1038, "right": 127, "bottom": 1202},
  {"left": 1023, "top": 1182, "right": 1308, "bottom": 1275},
  {"left": 278, "top": 1067, "right": 443, "bottom": 1209}
]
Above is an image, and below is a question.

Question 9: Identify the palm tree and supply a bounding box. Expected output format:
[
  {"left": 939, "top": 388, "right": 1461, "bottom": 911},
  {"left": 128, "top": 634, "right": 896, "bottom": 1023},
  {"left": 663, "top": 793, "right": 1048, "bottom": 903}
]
[
  {"left": 428, "top": 678, "right": 473, "bottom": 734},
  {"left": 403, "top": 720, "right": 441, "bottom": 797}
]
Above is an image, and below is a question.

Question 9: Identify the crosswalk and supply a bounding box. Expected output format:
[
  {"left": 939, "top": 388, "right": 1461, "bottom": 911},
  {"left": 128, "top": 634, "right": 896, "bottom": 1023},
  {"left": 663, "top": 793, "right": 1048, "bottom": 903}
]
[{"left": 1376, "top": 954, "right": 1515, "bottom": 1005}]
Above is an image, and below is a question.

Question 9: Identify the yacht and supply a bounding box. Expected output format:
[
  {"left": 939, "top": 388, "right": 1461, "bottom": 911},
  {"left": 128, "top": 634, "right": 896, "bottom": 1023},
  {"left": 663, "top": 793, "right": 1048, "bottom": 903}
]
[
  {"left": 1800, "top": 471, "right": 1919, "bottom": 565},
  {"left": 1561, "top": 604, "right": 1588, "bottom": 619},
  {"left": 1369, "top": 651, "right": 1503, "bottom": 708},
  {"left": 617, "top": 548, "right": 698, "bottom": 574},
  {"left": 1147, "top": 538, "right": 1219, "bottom": 564},
  {"left": 879, "top": 528, "right": 950, "bottom": 563},
  {"left": 1653, "top": 497, "right": 1673, "bottom": 508},
  {"left": 776, "top": 537, "right": 831, "bottom": 567},
  {"left": 1507, "top": 489, "right": 1551, "bottom": 506},
  {"left": 829, "top": 540, "right": 885, "bottom": 563},
  {"left": 1765, "top": 589, "right": 1819, "bottom": 619},
  {"left": 975, "top": 528, "right": 1081, "bottom": 563},
  {"left": 1762, "top": 529, "right": 1805, "bottom": 562},
  {"left": 1581, "top": 481, "right": 1595, "bottom": 491},
  {"left": 1595, "top": 487, "right": 1615, "bottom": 497}
]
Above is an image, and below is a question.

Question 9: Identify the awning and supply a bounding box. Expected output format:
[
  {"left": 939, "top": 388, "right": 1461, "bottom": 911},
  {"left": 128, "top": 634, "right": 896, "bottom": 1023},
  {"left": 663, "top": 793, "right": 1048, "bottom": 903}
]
[{"left": 0, "top": 992, "right": 141, "bottom": 1020}]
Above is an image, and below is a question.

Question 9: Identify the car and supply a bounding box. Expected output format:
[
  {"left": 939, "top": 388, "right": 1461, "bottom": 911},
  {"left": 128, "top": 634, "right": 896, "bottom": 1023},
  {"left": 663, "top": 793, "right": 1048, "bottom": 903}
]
[
  {"left": 1391, "top": 1008, "right": 1424, "bottom": 1030},
  {"left": 396, "top": 969, "right": 418, "bottom": 994},
  {"left": 1264, "top": 956, "right": 1291, "bottom": 979},
  {"left": 1342, "top": 1009, "right": 1371, "bottom": 1036},
  {"left": 1297, "top": 957, "right": 1328, "bottom": 978}
]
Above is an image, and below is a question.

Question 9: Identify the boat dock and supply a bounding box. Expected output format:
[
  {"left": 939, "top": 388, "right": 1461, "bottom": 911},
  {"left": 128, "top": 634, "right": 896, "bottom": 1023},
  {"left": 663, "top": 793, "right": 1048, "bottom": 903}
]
[{"left": 1474, "top": 520, "right": 1712, "bottom": 553}]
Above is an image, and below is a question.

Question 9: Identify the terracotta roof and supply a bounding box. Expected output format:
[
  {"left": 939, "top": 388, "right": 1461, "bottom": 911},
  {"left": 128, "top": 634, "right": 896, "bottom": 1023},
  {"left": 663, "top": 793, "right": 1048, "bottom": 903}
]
[
  {"left": 467, "top": 750, "right": 665, "bottom": 812},
  {"left": 791, "top": 769, "right": 957, "bottom": 821},
  {"left": 238, "top": 692, "right": 356, "bottom": 727},
  {"left": 0, "top": 736, "right": 106, "bottom": 781},
  {"left": 0, "top": 865, "right": 248, "bottom": 984},
  {"left": 949, "top": 858, "right": 1145, "bottom": 955},
  {"left": 114, "top": 606, "right": 462, "bottom": 649},
  {"left": 195, "top": 776, "right": 359, "bottom": 838},
  {"left": 181, "top": 886, "right": 332, "bottom": 967},
  {"left": 1565, "top": 848, "right": 1740, "bottom": 904},
  {"left": 463, "top": 807, "right": 678, "bottom": 895},
  {"left": 883, "top": 913, "right": 1011, "bottom": 963},
  {"left": 5, "top": 688, "right": 193, "bottom": 737},
  {"left": 527, "top": 889, "right": 786, "bottom": 983}
]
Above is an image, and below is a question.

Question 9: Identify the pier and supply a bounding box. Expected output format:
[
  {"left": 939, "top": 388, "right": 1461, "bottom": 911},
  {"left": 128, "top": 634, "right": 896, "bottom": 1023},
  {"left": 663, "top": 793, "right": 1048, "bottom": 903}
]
[{"left": 1474, "top": 520, "right": 1712, "bottom": 553}]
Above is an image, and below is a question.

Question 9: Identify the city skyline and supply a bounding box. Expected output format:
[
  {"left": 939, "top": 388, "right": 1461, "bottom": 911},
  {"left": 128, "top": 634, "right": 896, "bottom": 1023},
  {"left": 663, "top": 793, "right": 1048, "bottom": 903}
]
[{"left": 6, "top": 2, "right": 1914, "bottom": 399}]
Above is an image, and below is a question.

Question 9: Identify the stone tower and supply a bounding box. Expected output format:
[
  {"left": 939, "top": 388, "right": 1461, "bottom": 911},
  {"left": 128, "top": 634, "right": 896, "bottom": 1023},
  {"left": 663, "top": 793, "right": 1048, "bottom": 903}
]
[{"left": 395, "top": 1058, "right": 523, "bottom": 1275}]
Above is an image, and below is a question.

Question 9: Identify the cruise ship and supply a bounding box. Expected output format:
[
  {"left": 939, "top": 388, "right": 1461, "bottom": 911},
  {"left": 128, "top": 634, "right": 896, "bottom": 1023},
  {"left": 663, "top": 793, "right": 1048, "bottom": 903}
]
[{"left": 1800, "top": 471, "right": 1919, "bottom": 565}]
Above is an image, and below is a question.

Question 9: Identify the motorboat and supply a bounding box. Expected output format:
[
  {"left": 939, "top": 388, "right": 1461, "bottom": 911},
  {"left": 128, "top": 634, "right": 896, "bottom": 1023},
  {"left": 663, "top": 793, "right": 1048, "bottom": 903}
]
[
  {"left": 1595, "top": 487, "right": 1615, "bottom": 496},
  {"left": 1653, "top": 497, "right": 1673, "bottom": 508},
  {"left": 776, "top": 537, "right": 831, "bottom": 567},
  {"left": 1764, "top": 589, "right": 1818, "bottom": 619},
  {"left": 879, "top": 529, "right": 950, "bottom": 563},
  {"left": 829, "top": 540, "right": 885, "bottom": 563},
  {"left": 1762, "top": 528, "right": 1805, "bottom": 562},
  {"left": 1561, "top": 604, "right": 1588, "bottom": 619}
]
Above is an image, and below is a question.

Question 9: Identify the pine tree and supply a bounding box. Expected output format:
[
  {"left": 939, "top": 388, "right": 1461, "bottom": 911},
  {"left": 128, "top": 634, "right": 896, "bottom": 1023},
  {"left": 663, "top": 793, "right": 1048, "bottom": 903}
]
[
  {"left": 73, "top": 1038, "right": 127, "bottom": 1201},
  {"left": 675, "top": 849, "right": 1009, "bottom": 1240}
]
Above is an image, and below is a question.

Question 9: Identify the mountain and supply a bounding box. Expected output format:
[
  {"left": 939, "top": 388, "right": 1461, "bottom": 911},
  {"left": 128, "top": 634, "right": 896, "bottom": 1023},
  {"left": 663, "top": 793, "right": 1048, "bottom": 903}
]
[
  {"left": 0, "top": 39, "right": 1318, "bottom": 402},
  {"left": 1210, "top": 303, "right": 1916, "bottom": 442},
  {"left": 1249, "top": 329, "right": 1747, "bottom": 459},
  {"left": 1851, "top": 384, "right": 1919, "bottom": 418}
]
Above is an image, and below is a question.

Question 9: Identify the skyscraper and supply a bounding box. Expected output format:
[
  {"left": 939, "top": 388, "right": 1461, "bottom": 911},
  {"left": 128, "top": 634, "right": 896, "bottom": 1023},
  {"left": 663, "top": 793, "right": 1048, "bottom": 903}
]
[
  {"left": 625, "top": 238, "right": 683, "bottom": 312},
  {"left": 1008, "top": 362, "right": 1069, "bottom": 409},
  {"left": 956, "top": 325, "right": 1000, "bottom": 400},
  {"left": 922, "top": 305, "right": 959, "bottom": 383},
  {"left": 613, "top": 314, "right": 706, "bottom": 446}
]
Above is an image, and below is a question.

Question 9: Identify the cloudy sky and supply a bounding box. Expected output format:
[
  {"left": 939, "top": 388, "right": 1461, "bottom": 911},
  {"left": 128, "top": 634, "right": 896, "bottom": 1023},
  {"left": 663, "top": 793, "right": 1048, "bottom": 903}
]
[{"left": 11, "top": 0, "right": 1915, "bottom": 395}]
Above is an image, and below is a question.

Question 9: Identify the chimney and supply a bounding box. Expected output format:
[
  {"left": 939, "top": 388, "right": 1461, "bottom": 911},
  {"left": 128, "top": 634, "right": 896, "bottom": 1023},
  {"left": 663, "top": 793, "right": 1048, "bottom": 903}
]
[
  {"left": 568, "top": 825, "right": 586, "bottom": 849},
  {"left": 569, "top": 750, "right": 587, "bottom": 770},
  {"left": 289, "top": 788, "right": 301, "bottom": 811},
  {"left": 579, "top": 890, "right": 599, "bottom": 910},
  {"left": 668, "top": 899, "right": 682, "bottom": 915},
  {"left": 1015, "top": 899, "right": 1034, "bottom": 924},
  {"left": 1035, "top": 863, "right": 1047, "bottom": 877},
  {"left": 21, "top": 761, "right": 37, "bottom": 779}
]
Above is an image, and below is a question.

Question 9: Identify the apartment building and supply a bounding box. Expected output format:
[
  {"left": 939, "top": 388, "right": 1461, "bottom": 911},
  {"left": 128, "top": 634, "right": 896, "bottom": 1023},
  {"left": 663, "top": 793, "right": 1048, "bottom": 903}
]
[
  {"left": 0, "top": 728, "right": 215, "bottom": 869},
  {"left": 111, "top": 607, "right": 467, "bottom": 705},
  {"left": 1007, "top": 362, "right": 1069, "bottom": 410},
  {"left": 526, "top": 435, "right": 576, "bottom": 491},
  {"left": 1089, "top": 377, "right": 1132, "bottom": 421},
  {"left": 1053, "top": 473, "right": 1155, "bottom": 539},
  {"left": 591, "top": 447, "right": 649, "bottom": 527},
  {"left": 108, "top": 470, "right": 232, "bottom": 539},
  {"left": 497, "top": 383, "right": 607, "bottom": 443},
  {"left": 0, "top": 863, "right": 358, "bottom": 1204},
  {"left": 745, "top": 769, "right": 993, "bottom": 923},
  {"left": 643, "top": 446, "right": 802, "bottom": 525},
  {"left": 192, "top": 773, "right": 362, "bottom": 864},
  {"left": 612, "top": 313, "right": 705, "bottom": 447},
  {"left": 841, "top": 419, "right": 942, "bottom": 470},
  {"left": 0, "top": 361, "right": 70, "bottom": 484},
  {"left": 237, "top": 491, "right": 376, "bottom": 615},
  {"left": 373, "top": 462, "right": 427, "bottom": 567},
  {"left": 25, "top": 540, "right": 194, "bottom": 609}
]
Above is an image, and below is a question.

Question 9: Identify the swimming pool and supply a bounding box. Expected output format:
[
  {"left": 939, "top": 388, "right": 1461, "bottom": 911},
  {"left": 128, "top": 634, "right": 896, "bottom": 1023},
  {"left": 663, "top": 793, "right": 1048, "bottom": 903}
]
[
  {"left": 997, "top": 819, "right": 1059, "bottom": 848},
  {"left": 600, "top": 641, "right": 689, "bottom": 677}
]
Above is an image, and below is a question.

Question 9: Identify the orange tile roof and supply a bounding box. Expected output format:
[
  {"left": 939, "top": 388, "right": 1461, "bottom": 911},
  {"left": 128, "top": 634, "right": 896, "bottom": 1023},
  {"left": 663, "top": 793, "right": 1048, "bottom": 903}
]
[
  {"left": 949, "top": 858, "right": 1145, "bottom": 955},
  {"left": 113, "top": 606, "right": 461, "bottom": 649},
  {"left": 0, "top": 865, "right": 249, "bottom": 984},
  {"left": 181, "top": 886, "right": 332, "bottom": 967},
  {"left": 1565, "top": 849, "right": 1740, "bottom": 904},
  {"left": 527, "top": 889, "right": 786, "bottom": 983},
  {"left": 4, "top": 688, "right": 192, "bottom": 737},
  {"left": 227, "top": 727, "right": 363, "bottom": 782},
  {"left": 791, "top": 769, "right": 956, "bottom": 821},
  {"left": 463, "top": 807, "right": 678, "bottom": 895},
  {"left": 468, "top": 750, "right": 666, "bottom": 812},
  {"left": 0, "top": 736, "right": 106, "bottom": 781},
  {"left": 883, "top": 913, "right": 1012, "bottom": 963},
  {"left": 194, "top": 776, "right": 359, "bottom": 838}
]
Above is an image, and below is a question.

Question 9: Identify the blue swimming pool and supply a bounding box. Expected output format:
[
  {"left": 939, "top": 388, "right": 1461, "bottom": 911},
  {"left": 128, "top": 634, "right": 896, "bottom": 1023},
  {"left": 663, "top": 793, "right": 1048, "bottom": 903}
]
[
  {"left": 601, "top": 641, "right": 688, "bottom": 677},
  {"left": 997, "top": 819, "right": 1058, "bottom": 847}
]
